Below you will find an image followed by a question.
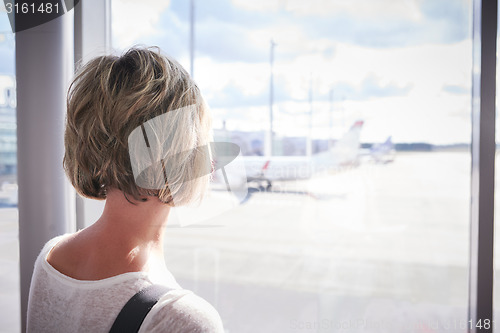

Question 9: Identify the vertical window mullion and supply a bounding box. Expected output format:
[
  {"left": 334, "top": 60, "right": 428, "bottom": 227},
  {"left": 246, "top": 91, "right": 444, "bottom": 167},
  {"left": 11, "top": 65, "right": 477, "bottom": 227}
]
[{"left": 469, "top": 0, "right": 497, "bottom": 332}]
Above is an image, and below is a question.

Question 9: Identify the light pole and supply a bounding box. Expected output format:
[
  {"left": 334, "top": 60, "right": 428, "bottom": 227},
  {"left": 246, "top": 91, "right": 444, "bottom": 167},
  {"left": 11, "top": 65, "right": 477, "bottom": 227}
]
[
  {"left": 329, "top": 89, "right": 334, "bottom": 150},
  {"left": 269, "top": 39, "right": 276, "bottom": 156},
  {"left": 307, "top": 73, "right": 313, "bottom": 157},
  {"left": 189, "top": 0, "right": 195, "bottom": 77}
]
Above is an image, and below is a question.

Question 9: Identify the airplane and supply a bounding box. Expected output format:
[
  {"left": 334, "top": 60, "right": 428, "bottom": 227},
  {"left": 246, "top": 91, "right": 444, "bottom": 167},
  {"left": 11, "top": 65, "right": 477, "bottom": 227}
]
[
  {"left": 211, "top": 120, "right": 364, "bottom": 190},
  {"left": 369, "top": 136, "right": 395, "bottom": 164},
  {"left": 359, "top": 136, "right": 396, "bottom": 164}
]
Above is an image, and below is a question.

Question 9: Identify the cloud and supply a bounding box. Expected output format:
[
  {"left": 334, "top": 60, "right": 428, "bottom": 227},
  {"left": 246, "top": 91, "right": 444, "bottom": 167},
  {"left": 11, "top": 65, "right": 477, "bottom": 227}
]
[
  {"left": 334, "top": 76, "right": 413, "bottom": 101},
  {"left": 206, "top": 76, "right": 294, "bottom": 108},
  {"left": 117, "top": 0, "right": 272, "bottom": 63},
  {"left": 302, "top": 13, "right": 469, "bottom": 49},
  {"left": 442, "top": 84, "right": 469, "bottom": 95},
  {"left": 137, "top": 9, "right": 190, "bottom": 61},
  {"left": 112, "top": 0, "right": 171, "bottom": 49},
  {"left": 196, "top": 20, "right": 267, "bottom": 63},
  {"left": 200, "top": 63, "right": 412, "bottom": 111},
  {"left": 231, "top": 0, "right": 424, "bottom": 21},
  {"left": 195, "top": 40, "right": 471, "bottom": 110},
  {"left": 174, "top": 0, "right": 273, "bottom": 28},
  {"left": 110, "top": 0, "right": 473, "bottom": 144},
  {"left": 0, "top": 40, "right": 14, "bottom": 75},
  {"left": 116, "top": 0, "right": 470, "bottom": 67},
  {"left": 230, "top": 0, "right": 470, "bottom": 48}
]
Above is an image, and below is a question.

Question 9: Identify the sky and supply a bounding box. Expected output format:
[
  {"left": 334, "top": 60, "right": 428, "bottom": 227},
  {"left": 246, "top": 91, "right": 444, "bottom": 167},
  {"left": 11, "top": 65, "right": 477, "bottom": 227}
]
[
  {"left": 0, "top": 0, "right": 474, "bottom": 144},
  {"left": 111, "top": 0, "right": 473, "bottom": 145}
]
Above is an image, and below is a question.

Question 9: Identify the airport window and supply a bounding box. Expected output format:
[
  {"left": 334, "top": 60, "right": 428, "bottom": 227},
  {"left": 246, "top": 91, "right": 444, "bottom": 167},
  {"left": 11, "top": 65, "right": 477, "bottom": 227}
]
[
  {"left": 6, "top": 1, "right": 497, "bottom": 332},
  {"left": 0, "top": 2, "right": 18, "bottom": 332},
  {"left": 111, "top": 1, "right": 473, "bottom": 331}
]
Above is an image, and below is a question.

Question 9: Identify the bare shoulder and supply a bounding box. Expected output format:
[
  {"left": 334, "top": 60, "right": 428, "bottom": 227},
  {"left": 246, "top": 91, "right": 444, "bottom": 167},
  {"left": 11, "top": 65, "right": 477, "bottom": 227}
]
[
  {"left": 141, "top": 291, "right": 224, "bottom": 333},
  {"left": 45, "top": 233, "right": 82, "bottom": 274}
]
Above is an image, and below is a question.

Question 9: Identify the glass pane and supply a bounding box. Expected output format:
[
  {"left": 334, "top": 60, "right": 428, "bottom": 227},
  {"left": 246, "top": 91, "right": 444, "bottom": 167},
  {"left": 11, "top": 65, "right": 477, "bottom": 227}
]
[
  {"left": 0, "top": 3, "right": 18, "bottom": 333},
  {"left": 112, "top": 0, "right": 472, "bottom": 331}
]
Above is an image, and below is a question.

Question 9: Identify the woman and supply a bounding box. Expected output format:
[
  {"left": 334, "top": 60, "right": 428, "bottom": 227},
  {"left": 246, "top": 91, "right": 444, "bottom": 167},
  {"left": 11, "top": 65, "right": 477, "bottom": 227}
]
[{"left": 26, "top": 47, "right": 223, "bottom": 332}]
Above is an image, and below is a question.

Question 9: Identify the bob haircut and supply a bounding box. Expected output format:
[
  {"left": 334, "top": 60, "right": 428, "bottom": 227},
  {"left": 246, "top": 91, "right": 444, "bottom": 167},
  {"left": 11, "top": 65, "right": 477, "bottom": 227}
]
[{"left": 63, "top": 46, "right": 212, "bottom": 206}]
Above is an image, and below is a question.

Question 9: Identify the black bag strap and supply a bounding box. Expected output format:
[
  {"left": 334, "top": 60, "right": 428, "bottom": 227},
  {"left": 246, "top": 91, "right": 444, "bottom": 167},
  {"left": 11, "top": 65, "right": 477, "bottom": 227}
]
[{"left": 109, "top": 284, "right": 171, "bottom": 333}]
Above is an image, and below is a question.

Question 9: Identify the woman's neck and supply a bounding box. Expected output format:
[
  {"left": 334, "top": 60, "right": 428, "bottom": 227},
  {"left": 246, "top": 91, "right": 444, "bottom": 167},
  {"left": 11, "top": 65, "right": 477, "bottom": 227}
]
[
  {"left": 47, "top": 188, "right": 172, "bottom": 281},
  {"left": 94, "top": 188, "right": 171, "bottom": 246},
  {"left": 87, "top": 188, "right": 172, "bottom": 271}
]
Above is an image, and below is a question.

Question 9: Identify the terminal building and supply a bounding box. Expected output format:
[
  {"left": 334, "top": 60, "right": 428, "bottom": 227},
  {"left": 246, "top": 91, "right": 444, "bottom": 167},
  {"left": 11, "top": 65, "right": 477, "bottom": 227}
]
[{"left": 0, "top": 75, "right": 16, "bottom": 179}]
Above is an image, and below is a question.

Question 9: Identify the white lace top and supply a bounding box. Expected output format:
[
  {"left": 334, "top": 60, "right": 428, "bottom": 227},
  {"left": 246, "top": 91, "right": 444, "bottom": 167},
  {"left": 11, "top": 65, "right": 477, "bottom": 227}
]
[{"left": 26, "top": 234, "right": 224, "bottom": 333}]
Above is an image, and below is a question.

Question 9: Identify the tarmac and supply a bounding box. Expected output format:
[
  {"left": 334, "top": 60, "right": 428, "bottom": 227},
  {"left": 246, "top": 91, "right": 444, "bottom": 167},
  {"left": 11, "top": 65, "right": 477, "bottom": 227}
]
[{"left": 1, "top": 151, "right": 497, "bottom": 332}]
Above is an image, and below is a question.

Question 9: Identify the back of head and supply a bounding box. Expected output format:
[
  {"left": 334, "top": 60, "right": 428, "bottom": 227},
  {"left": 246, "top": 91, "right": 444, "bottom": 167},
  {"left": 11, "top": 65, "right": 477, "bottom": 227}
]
[{"left": 64, "top": 46, "right": 212, "bottom": 205}]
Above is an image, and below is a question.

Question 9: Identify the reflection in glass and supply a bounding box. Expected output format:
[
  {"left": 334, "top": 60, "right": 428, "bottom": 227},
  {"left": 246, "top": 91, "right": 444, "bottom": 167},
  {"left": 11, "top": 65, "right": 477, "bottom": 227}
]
[{"left": 111, "top": 1, "right": 473, "bottom": 331}]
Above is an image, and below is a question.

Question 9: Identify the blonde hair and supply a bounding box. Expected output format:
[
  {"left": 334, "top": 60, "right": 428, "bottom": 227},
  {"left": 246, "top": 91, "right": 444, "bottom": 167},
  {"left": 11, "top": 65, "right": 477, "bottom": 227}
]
[{"left": 63, "top": 46, "right": 212, "bottom": 205}]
